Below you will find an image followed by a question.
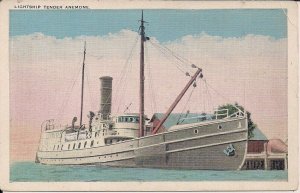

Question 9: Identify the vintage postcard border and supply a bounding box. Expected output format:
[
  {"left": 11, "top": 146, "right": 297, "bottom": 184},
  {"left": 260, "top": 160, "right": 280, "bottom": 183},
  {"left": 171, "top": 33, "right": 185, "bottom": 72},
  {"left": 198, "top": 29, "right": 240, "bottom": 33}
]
[{"left": 0, "top": 0, "right": 298, "bottom": 191}]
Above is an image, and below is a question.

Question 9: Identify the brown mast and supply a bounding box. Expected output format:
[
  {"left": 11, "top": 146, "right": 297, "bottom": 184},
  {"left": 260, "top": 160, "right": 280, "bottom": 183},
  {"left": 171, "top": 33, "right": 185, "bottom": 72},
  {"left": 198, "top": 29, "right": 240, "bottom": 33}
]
[
  {"left": 79, "top": 41, "right": 86, "bottom": 127},
  {"left": 139, "top": 11, "right": 145, "bottom": 137}
]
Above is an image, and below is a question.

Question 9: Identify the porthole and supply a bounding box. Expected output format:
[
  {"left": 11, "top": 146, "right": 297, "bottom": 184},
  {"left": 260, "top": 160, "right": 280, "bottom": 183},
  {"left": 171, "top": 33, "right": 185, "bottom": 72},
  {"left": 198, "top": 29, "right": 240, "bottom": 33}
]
[
  {"left": 194, "top": 129, "right": 199, "bottom": 134},
  {"left": 218, "top": 125, "right": 223, "bottom": 130}
]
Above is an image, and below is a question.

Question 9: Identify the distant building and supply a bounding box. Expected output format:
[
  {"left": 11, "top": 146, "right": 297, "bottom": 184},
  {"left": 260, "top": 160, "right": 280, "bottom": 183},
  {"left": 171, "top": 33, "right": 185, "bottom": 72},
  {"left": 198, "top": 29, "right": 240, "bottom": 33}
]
[
  {"left": 243, "top": 128, "right": 288, "bottom": 170},
  {"left": 247, "top": 128, "right": 268, "bottom": 153}
]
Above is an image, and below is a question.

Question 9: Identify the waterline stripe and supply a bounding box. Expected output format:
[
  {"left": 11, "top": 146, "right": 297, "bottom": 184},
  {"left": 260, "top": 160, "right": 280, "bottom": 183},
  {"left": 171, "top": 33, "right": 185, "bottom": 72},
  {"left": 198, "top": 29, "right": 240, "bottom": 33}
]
[{"left": 167, "top": 139, "right": 247, "bottom": 153}]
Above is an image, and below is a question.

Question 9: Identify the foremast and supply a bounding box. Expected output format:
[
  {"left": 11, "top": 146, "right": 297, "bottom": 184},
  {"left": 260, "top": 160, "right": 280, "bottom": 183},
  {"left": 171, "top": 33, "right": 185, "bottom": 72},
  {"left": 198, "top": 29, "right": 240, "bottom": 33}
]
[{"left": 80, "top": 41, "right": 86, "bottom": 127}]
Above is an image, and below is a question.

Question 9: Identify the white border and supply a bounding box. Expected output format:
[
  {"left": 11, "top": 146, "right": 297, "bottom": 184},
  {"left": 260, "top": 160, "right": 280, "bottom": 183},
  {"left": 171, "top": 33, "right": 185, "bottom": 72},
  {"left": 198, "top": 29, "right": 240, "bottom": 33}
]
[{"left": 0, "top": 0, "right": 298, "bottom": 191}]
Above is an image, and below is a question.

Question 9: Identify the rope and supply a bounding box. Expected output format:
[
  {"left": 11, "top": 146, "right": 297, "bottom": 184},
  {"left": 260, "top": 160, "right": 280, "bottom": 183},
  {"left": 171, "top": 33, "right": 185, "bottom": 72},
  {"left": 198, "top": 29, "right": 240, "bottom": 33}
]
[
  {"left": 158, "top": 42, "right": 193, "bottom": 70},
  {"left": 111, "top": 33, "right": 139, "bottom": 113},
  {"left": 176, "top": 84, "right": 196, "bottom": 124},
  {"left": 117, "top": 46, "right": 134, "bottom": 113},
  {"left": 148, "top": 40, "right": 187, "bottom": 74},
  {"left": 149, "top": 40, "right": 194, "bottom": 74},
  {"left": 85, "top": 65, "right": 96, "bottom": 111},
  {"left": 204, "top": 79, "right": 213, "bottom": 113},
  {"left": 56, "top": 59, "right": 83, "bottom": 123},
  {"left": 145, "top": 42, "right": 157, "bottom": 115}
]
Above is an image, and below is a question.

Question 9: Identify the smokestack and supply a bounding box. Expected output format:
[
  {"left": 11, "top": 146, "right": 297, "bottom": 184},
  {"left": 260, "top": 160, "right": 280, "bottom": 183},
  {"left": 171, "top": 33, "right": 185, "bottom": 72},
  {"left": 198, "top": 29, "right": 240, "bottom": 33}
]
[{"left": 99, "top": 76, "right": 113, "bottom": 119}]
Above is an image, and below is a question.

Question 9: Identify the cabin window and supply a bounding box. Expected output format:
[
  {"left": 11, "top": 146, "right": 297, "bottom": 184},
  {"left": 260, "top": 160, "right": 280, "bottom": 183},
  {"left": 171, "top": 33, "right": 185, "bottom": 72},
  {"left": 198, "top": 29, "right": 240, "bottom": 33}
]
[
  {"left": 238, "top": 122, "right": 242, "bottom": 128},
  {"left": 125, "top": 117, "right": 128, "bottom": 122},
  {"left": 194, "top": 129, "right": 199, "bottom": 134},
  {"left": 84, "top": 141, "right": 87, "bottom": 148},
  {"left": 218, "top": 125, "right": 223, "bottom": 130},
  {"left": 61, "top": 145, "right": 64, "bottom": 150},
  {"left": 146, "top": 127, "right": 150, "bottom": 132},
  {"left": 68, "top": 144, "right": 70, "bottom": 150},
  {"left": 91, "top": 140, "right": 94, "bottom": 147},
  {"left": 78, "top": 143, "right": 81, "bottom": 149},
  {"left": 57, "top": 145, "right": 60, "bottom": 150},
  {"left": 73, "top": 143, "right": 76, "bottom": 149},
  {"left": 53, "top": 145, "right": 56, "bottom": 150}
]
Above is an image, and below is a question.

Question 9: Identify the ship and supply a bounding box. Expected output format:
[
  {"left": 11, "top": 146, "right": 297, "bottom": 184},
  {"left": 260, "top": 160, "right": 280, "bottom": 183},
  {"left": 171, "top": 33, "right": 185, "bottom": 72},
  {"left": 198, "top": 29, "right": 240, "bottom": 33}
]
[{"left": 36, "top": 11, "right": 248, "bottom": 170}]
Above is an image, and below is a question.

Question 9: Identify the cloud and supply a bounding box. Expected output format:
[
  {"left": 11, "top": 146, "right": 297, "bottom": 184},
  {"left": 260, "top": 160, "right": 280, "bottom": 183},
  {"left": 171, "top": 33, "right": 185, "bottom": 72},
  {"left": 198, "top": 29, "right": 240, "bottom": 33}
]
[{"left": 9, "top": 31, "right": 287, "bottom": 160}]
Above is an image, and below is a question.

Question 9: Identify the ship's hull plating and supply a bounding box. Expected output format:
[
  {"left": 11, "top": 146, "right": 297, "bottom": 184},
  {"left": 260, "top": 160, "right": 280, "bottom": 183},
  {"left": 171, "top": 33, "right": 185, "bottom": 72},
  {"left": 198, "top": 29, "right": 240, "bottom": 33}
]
[{"left": 37, "top": 118, "right": 248, "bottom": 170}]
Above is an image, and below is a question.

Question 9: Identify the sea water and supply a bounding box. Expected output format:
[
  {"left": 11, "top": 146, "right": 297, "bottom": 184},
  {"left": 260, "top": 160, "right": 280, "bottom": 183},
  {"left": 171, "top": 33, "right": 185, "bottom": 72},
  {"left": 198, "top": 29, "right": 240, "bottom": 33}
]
[{"left": 10, "top": 161, "right": 287, "bottom": 182}]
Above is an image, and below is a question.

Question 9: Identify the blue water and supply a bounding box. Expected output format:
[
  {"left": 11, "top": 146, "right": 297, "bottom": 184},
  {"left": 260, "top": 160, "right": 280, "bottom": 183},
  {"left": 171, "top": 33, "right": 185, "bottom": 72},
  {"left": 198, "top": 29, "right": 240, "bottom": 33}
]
[{"left": 10, "top": 162, "right": 287, "bottom": 182}]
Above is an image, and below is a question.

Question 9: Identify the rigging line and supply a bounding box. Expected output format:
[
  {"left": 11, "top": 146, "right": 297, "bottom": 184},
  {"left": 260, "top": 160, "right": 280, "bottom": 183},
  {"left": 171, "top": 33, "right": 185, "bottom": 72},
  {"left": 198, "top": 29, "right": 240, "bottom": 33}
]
[
  {"left": 148, "top": 40, "right": 186, "bottom": 74},
  {"left": 112, "top": 37, "right": 138, "bottom": 110},
  {"left": 202, "top": 78, "right": 233, "bottom": 104},
  {"left": 115, "top": 35, "right": 139, "bottom": 113},
  {"left": 204, "top": 80, "right": 213, "bottom": 113},
  {"left": 145, "top": 42, "right": 155, "bottom": 115},
  {"left": 112, "top": 34, "right": 139, "bottom": 113},
  {"left": 117, "top": 47, "right": 134, "bottom": 113},
  {"left": 85, "top": 53, "right": 103, "bottom": 60},
  {"left": 203, "top": 78, "right": 242, "bottom": 113},
  {"left": 56, "top": 59, "right": 83, "bottom": 122},
  {"left": 153, "top": 41, "right": 193, "bottom": 76},
  {"left": 149, "top": 40, "right": 192, "bottom": 73},
  {"left": 158, "top": 42, "right": 193, "bottom": 69},
  {"left": 176, "top": 85, "right": 196, "bottom": 124},
  {"left": 144, "top": 42, "right": 153, "bottom": 114},
  {"left": 149, "top": 40, "right": 188, "bottom": 73},
  {"left": 85, "top": 64, "right": 96, "bottom": 111}
]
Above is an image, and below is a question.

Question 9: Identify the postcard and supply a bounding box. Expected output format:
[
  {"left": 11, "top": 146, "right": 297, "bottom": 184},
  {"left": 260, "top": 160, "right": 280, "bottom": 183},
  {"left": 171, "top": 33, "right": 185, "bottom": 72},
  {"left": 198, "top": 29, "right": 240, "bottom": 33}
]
[{"left": 0, "top": 0, "right": 298, "bottom": 191}]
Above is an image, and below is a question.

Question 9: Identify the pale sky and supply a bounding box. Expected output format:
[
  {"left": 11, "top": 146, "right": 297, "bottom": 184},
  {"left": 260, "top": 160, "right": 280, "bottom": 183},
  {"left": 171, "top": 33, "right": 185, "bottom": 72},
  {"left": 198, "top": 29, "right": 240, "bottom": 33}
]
[{"left": 9, "top": 9, "right": 287, "bottom": 161}]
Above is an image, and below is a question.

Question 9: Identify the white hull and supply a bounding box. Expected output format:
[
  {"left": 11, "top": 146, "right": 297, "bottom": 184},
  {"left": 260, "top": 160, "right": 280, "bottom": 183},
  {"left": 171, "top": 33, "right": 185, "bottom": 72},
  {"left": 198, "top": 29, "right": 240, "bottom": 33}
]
[{"left": 37, "top": 117, "right": 248, "bottom": 170}]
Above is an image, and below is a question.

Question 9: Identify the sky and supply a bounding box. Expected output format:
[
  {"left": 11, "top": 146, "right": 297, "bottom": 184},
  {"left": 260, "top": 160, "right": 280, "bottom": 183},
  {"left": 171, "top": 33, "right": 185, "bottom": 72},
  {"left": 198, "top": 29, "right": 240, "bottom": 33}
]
[
  {"left": 10, "top": 9, "right": 287, "bottom": 40},
  {"left": 9, "top": 9, "right": 287, "bottom": 161}
]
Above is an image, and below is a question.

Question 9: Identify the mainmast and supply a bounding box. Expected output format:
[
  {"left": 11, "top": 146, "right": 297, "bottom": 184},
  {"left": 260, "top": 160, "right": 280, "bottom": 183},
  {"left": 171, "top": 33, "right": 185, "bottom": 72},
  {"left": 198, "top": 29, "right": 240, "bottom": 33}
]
[
  {"left": 79, "top": 41, "right": 86, "bottom": 127},
  {"left": 139, "top": 11, "right": 145, "bottom": 137}
]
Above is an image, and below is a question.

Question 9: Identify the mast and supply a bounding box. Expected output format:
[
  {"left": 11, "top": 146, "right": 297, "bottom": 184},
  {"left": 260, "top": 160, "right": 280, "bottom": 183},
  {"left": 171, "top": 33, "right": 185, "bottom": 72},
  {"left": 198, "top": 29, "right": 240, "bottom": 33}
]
[
  {"left": 139, "top": 11, "right": 145, "bottom": 137},
  {"left": 79, "top": 41, "right": 86, "bottom": 127}
]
